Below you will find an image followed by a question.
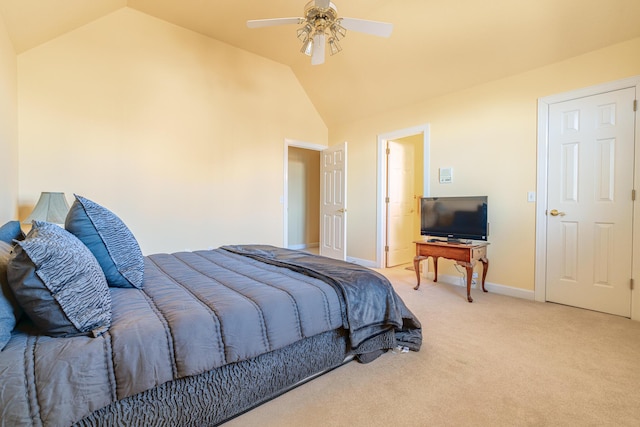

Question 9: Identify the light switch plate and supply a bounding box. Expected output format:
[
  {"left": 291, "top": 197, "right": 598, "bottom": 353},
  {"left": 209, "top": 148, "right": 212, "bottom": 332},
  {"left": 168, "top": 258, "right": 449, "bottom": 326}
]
[{"left": 527, "top": 191, "right": 536, "bottom": 202}]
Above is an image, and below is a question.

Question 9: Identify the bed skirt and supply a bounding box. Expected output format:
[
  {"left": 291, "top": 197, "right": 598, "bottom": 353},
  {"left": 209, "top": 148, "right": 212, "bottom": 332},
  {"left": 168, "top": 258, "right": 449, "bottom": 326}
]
[{"left": 74, "top": 328, "right": 395, "bottom": 426}]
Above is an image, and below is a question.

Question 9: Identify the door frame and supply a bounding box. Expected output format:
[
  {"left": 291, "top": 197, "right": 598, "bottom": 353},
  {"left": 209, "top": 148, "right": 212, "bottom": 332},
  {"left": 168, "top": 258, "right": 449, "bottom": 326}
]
[
  {"left": 376, "top": 124, "right": 430, "bottom": 268},
  {"left": 283, "top": 138, "right": 327, "bottom": 249},
  {"left": 535, "top": 76, "right": 640, "bottom": 320}
]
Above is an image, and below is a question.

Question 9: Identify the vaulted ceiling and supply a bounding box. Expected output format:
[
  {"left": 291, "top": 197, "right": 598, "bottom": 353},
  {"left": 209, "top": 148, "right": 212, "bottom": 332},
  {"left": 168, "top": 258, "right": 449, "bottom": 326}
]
[{"left": 1, "top": 0, "right": 640, "bottom": 127}]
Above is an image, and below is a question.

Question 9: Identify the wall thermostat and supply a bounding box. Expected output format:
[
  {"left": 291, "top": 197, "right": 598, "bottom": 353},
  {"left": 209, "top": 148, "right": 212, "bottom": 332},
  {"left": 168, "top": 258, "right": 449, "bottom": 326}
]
[{"left": 439, "top": 167, "right": 453, "bottom": 184}]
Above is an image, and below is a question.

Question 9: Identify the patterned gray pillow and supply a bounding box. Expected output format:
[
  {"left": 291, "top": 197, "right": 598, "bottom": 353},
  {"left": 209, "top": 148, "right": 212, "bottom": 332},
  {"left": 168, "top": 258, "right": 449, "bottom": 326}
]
[
  {"left": 8, "top": 221, "right": 111, "bottom": 337},
  {"left": 65, "top": 195, "right": 144, "bottom": 289}
]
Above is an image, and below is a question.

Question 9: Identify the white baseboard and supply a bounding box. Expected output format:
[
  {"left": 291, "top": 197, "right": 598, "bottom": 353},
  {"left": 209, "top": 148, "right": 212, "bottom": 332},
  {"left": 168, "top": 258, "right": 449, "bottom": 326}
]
[
  {"left": 346, "top": 256, "right": 377, "bottom": 268},
  {"left": 429, "top": 272, "right": 534, "bottom": 300},
  {"left": 485, "top": 282, "right": 535, "bottom": 300},
  {"left": 341, "top": 259, "right": 535, "bottom": 301},
  {"left": 289, "top": 243, "right": 319, "bottom": 250}
]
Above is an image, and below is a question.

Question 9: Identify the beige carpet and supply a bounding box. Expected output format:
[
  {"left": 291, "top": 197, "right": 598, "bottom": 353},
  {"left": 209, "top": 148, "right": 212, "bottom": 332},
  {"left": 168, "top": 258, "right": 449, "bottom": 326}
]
[{"left": 224, "top": 265, "right": 640, "bottom": 426}]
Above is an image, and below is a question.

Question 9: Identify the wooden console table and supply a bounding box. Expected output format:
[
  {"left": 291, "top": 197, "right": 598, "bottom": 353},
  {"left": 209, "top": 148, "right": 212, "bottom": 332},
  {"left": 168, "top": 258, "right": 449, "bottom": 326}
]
[{"left": 413, "top": 240, "right": 489, "bottom": 302}]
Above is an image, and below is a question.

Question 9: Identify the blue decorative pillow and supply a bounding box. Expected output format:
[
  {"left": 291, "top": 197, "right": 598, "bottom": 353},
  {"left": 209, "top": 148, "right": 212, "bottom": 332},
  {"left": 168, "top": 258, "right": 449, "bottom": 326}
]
[
  {"left": 0, "top": 221, "right": 24, "bottom": 244},
  {"left": 0, "top": 241, "right": 21, "bottom": 350},
  {"left": 7, "top": 221, "right": 111, "bottom": 337},
  {"left": 65, "top": 195, "right": 144, "bottom": 289}
]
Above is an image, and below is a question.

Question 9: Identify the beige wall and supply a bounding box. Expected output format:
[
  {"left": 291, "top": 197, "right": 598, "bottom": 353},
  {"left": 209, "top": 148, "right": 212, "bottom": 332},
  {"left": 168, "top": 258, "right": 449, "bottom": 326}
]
[
  {"left": 332, "top": 37, "right": 640, "bottom": 292},
  {"left": 5, "top": 7, "right": 640, "bottom": 298},
  {"left": 287, "top": 146, "right": 320, "bottom": 248},
  {"left": 0, "top": 15, "right": 18, "bottom": 222},
  {"left": 16, "top": 8, "right": 327, "bottom": 254}
]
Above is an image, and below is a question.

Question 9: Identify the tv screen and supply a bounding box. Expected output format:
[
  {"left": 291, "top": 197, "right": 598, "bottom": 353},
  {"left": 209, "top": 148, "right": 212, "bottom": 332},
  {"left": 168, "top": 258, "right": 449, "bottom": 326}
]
[{"left": 420, "top": 196, "right": 488, "bottom": 242}]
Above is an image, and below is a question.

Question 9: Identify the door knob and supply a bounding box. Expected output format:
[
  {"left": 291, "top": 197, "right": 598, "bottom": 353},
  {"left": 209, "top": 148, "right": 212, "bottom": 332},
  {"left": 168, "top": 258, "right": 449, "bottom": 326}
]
[
  {"left": 549, "top": 209, "right": 565, "bottom": 217},
  {"left": 338, "top": 208, "right": 347, "bottom": 213}
]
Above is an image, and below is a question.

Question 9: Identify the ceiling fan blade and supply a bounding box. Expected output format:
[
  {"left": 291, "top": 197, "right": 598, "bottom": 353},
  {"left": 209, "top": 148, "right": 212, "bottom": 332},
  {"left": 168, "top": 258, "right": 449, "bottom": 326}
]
[
  {"left": 314, "top": 0, "right": 331, "bottom": 9},
  {"left": 339, "top": 17, "right": 393, "bottom": 37},
  {"left": 246, "top": 17, "right": 303, "bottom": 28},
  {"left": 311, "top": 33, "right": 326, "bottom": 65}
]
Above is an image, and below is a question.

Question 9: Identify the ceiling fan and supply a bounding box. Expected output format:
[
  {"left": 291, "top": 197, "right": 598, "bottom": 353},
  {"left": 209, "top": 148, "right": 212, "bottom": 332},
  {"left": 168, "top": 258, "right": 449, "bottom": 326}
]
[{"left": 247, "top": 0, "right": 393, "bottom": 65}]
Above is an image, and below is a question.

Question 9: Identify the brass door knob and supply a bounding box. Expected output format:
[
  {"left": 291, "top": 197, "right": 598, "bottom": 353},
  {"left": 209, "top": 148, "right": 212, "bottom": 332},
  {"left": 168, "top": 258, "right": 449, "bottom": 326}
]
[{"left": 549, "top": 209, "right": 565, "bottom": 217}]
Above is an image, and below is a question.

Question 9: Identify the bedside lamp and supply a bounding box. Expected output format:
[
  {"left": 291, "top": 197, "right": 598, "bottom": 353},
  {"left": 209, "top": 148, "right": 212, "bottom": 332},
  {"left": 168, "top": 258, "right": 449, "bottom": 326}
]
[{"left": 23, "top": 192, "right": 70, "bottom": 225}]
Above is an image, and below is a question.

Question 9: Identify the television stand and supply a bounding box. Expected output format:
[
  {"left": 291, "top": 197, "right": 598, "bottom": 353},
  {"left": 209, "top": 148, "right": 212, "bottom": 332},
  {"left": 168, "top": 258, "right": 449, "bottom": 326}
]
[{"left": 413, "top": 240, "right": 489, "bottom": 302}]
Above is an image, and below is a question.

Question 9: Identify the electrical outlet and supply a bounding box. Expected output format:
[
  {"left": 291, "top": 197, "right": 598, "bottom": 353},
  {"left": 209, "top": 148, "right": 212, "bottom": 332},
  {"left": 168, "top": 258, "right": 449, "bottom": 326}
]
[{"left": 461, "top": 272, "right": 479, "bottom": 288}]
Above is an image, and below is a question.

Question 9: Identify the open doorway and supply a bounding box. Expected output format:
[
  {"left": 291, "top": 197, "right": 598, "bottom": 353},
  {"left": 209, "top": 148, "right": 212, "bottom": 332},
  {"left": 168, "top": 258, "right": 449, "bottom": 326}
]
[
  {"left": 386, "top": 135, "right": 423, "bottom": 267},
  {"left": 376, "top": 125, "right": 430, "bottom": 268},
  {"left": 283, "top": 139, "right": 326, "bottom": 254}
]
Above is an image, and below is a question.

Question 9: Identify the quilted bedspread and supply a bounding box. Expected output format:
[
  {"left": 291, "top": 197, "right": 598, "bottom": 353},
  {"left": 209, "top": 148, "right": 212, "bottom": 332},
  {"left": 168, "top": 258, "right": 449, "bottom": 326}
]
[
  {"left": 222, "top": 245, "right": 422, "bottom": 351},
  {"left": 0, "top": 248, "right": 346, "bottom": 427}
]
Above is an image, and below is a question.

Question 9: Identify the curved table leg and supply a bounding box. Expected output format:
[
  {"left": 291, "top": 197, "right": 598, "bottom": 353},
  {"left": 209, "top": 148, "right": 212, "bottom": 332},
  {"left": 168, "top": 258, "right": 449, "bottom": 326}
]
[
  {"left": 432, "top": 256, "right": 439, "bottom": 282},
  {"left": 480, "top": 257, "right": 489, "bottom": 293},
  {"left": 464, "top": 264, "right": 474, "bottom": 303},
  {"left": 413, "top": 256, "right": 427, "bottom": 290}
]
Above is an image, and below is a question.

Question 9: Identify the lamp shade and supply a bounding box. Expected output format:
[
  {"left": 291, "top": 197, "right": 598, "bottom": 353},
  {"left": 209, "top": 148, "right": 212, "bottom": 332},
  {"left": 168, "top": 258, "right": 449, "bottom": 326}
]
[{"left": 24, "top": 192, "right": 70, "bottom": 224}]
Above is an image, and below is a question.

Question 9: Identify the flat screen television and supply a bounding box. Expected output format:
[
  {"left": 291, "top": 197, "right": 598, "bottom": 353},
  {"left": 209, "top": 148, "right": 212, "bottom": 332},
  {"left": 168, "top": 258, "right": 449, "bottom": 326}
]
[{"left": 420, "top": 196, "right": 488, "bottom": 242}]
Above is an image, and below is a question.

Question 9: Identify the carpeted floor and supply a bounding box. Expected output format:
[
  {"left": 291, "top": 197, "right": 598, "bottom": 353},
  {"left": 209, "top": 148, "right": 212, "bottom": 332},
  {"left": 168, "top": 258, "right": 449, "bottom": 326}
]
[{"left": 224, "top": 264, "right": 640, "bottom": 426}]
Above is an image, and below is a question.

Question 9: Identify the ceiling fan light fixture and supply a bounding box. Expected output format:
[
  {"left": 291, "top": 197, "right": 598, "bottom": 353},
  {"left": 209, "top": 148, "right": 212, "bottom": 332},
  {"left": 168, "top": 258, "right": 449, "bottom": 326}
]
[
  {"left": 297, "top": 23, "right": 313, "bottom": 41},
  {"left": 301, "top": 37, "right": 314, "bottom": 56},
  {"left": 330, "top": 22, "right": 346, "bottom": 40},
  {"left": 328, "top": 37, "right": 342, "bottom": 56}
]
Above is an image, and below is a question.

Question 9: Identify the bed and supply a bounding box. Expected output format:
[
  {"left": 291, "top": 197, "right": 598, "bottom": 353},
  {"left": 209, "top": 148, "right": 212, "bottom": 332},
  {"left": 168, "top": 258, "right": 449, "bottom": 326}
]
[{"left": 0, "top": 196, "right": 422, "bottom": 427}]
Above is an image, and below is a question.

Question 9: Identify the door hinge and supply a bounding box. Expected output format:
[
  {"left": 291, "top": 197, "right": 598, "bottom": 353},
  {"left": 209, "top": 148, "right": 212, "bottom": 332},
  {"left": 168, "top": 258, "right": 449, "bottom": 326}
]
[
  {"left": 386, "top": 147, "right": 390, "bottom": 155},
  {"left": 384, "top": 245, "right": 389, "bottom": 252},
  {"left": 631, "top": 278, "right": 635, "bottom": 290},
  {"left": 385, "top": 196, "right": 390, "bottom": 203},
  {"left": 633, "top": 189, "right": 636, "bottom": 201},
  {"left": 634, "top": 100, "right": 638, "bottom": 112}
]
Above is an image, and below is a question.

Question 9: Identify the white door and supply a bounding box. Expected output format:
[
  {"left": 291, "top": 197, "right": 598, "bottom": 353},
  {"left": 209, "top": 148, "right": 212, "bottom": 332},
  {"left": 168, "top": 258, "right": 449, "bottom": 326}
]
[
  {"left": 546, "top": 87, "right": 635, "bottom": 317},
  {"left": 386, "top": 139, "right": 416, "bottom": 267},
  {"left": 320, "top": 142, "right": 347, "bottom": 260}
]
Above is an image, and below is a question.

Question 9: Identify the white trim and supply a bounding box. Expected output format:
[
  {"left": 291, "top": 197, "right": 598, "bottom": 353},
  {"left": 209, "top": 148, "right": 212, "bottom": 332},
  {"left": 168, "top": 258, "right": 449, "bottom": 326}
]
[
  {"left": 430, "top": 273, "right": 535, "bottom": 301},
  {"left": 376, "top": 124, "right": 431, "bottom": 268},
  {"left": 534, "top": 99, "right": 550, "bottom": 303},
  {"left": 346, "top": 256, "right": 378, "bottom": 268},
  {"left": 288, "top": 243, "right": 319, "bottom": 251},
  {"left": 540, "top": 76, "right": 640, "bottom": 105},
  {"left": 283, "top": 139, "right": 328, "bottom": 248},
  {"left": 535, "top": 76, "right": 640, "bottom": 319}
]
